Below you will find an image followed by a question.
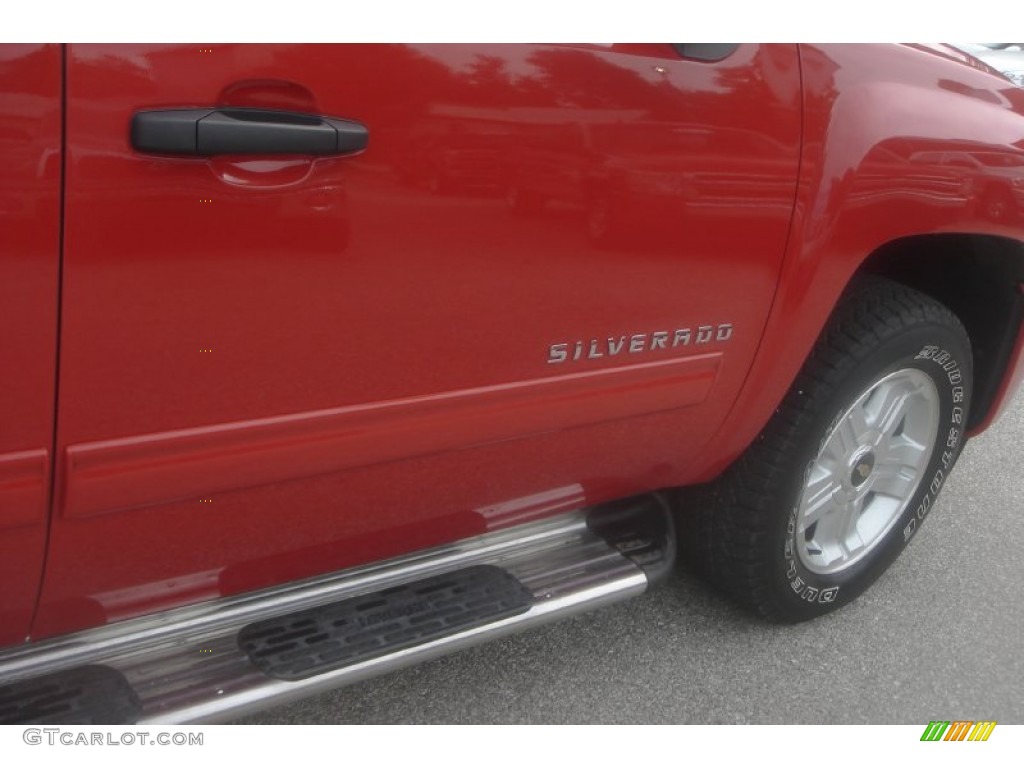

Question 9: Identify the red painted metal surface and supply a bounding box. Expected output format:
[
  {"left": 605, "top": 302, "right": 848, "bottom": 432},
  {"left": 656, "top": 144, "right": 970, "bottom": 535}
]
[
  {"left": 64, "top": 354, "right": 721, "bottom": 519},
  {"left": 33, "top": 43, "right": 802, "bottom": 638},
  {"left": 0, "top": 44, "right": 62, "bottom": 645},
  {"left": 10, "top": 44, "right": 1023, "bottom": 644},
  {"left": 691, "top": 44, "right": 1024, "bottom": 480}
]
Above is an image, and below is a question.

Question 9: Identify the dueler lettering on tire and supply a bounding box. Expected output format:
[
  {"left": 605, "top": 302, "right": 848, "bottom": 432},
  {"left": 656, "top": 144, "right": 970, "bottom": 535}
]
[{"left": 679, "top": 277, "right": 973, "bottom": 622}]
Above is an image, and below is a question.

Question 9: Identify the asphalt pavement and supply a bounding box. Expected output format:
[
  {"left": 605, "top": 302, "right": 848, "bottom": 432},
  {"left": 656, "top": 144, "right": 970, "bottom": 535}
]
[{"left": 238, "top": 392, "right": 1024, "bottom": 724}]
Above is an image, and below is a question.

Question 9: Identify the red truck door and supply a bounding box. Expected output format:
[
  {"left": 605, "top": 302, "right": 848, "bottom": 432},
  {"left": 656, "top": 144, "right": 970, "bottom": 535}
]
[
  {"left": 0, "top": 45, "right": 62, "bottom": 646},
  {"left": 33, "top": 44, "right": 801, "bottom": 639}
]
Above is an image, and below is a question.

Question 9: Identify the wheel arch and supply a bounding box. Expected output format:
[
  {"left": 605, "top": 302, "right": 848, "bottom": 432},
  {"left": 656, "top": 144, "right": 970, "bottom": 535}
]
[
  {"left": 858, "top": 233, "right": 1024, "bottom": 432},
  {"left": 689, "top": 231, "right": 1024, "bottom": 485}
]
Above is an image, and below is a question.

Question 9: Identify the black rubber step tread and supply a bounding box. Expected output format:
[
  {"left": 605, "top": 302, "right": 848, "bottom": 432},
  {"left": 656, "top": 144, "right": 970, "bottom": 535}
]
[
  {"left": 238, "top": 565, "right": 534, "bottom": 681},
  {"left": 0, "top": 665, "right": 141, "bottom": 725}
]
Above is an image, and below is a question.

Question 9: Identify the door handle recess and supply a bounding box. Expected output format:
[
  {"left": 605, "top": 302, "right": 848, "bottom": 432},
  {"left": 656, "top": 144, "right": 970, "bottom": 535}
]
[{"left": 131, "top": 108, "right": 369, "bottom": 156}]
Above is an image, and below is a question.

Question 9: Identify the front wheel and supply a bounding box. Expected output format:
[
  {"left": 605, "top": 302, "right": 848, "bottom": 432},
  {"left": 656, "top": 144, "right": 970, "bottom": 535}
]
[{"left": 681, "top": 277, "right": 973, "bottom": 621}]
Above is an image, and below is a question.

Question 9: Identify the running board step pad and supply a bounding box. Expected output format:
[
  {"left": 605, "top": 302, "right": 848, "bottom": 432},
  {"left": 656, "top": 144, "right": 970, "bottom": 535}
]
[
  {"left": 0, "top": 506, "right": 662, "bottom": 723},
  {"left": 238, "top": 565, "right": 534, "bottom": 681},
  {"left": 0, "top": 665, "right": 141, "bottom": 725}
]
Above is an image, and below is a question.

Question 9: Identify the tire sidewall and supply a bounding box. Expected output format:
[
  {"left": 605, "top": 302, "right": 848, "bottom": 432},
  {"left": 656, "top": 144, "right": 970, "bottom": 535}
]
[{"left": 769, "top": 323, "right": 972, "bottom": 619}]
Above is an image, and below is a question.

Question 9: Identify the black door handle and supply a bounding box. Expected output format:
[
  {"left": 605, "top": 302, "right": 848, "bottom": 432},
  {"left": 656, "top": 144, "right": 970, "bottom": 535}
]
[
  {"left": 672, "top": 44, "right": 738, "bottom": 62},
  {"left": 131, "top": 108, "right": 369, "bottom": 156}
]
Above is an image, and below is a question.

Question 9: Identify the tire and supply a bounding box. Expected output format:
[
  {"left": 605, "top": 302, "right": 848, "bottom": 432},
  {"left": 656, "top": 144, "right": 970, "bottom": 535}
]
[{"left": 680, "top": 276, "right": 973, "bottom": 622}]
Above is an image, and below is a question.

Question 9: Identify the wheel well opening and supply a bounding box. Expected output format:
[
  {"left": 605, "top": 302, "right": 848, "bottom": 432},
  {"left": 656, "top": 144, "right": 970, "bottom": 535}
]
[{"left": 858, "top": 233, "right": 1024, "bottom": 431}]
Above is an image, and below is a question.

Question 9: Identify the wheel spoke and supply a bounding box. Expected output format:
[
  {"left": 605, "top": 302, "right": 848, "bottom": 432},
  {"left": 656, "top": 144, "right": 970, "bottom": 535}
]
[
  {"left": 800, "top": 467, "right": 840, "bottom": 527},
  {"left": 847, "top": 402, "right": 871, "bottom": 444},
  {"left": 834, "top": 417, "right": 861, "bottom": 456},
  {"left": 870, "top": 463, "right": 917, "bottom": 500},
  {"left": 802, "top": 501, "right": 860, "bottom": 569},
  {"left": 878, "top": 437, "right": 929, "bottom": 479},
  {"left": 839, "top": 500, "right": 866, "bottom": 552},
  {"left": 805, "top": 504, "right": 846, "bottom": 561},
  {"left": 870, "top": 380, "right": 914, "bottom": 437},
  {"left": 808, "top": 536, "right": 846, "bottom": 567}
]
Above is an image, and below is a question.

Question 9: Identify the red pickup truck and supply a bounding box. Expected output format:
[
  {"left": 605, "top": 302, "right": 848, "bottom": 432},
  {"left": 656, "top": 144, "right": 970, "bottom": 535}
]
[{"left": 2, "top": 43, "right": 1023, "bottom": 724}]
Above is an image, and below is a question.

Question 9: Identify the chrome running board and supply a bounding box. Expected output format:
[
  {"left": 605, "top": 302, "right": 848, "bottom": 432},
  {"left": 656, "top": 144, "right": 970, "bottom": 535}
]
[{"left": 0, "top": 498, "right": 671, "bottom": 724}]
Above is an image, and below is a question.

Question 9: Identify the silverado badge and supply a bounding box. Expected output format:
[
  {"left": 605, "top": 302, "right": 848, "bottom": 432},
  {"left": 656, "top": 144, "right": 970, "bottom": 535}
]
[{"left": 547, "top": 323, "right": 733, "bottom": 364}]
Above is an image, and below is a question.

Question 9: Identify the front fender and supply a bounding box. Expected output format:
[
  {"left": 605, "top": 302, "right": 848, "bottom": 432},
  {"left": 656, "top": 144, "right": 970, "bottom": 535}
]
[{"left": 693, "top": 43, "right": 1024, "bottom": 480}]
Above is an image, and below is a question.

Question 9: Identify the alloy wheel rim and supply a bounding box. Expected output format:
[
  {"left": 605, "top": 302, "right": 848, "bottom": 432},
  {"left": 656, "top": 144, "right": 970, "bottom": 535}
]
[{"left": 795, "top": 368, "right": 940, "bottom": 575}]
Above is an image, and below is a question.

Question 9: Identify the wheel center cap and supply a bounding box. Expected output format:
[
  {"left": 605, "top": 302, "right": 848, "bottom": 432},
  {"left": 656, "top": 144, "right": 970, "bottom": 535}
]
[{"left": 850, "top": 449, "right": 875, "bottom": 487}]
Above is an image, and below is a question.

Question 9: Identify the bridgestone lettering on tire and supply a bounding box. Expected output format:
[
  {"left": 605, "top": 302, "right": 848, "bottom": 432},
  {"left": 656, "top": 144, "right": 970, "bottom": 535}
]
[{"left": 680, "top": 276, "right": 973, "bottom": 622}]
